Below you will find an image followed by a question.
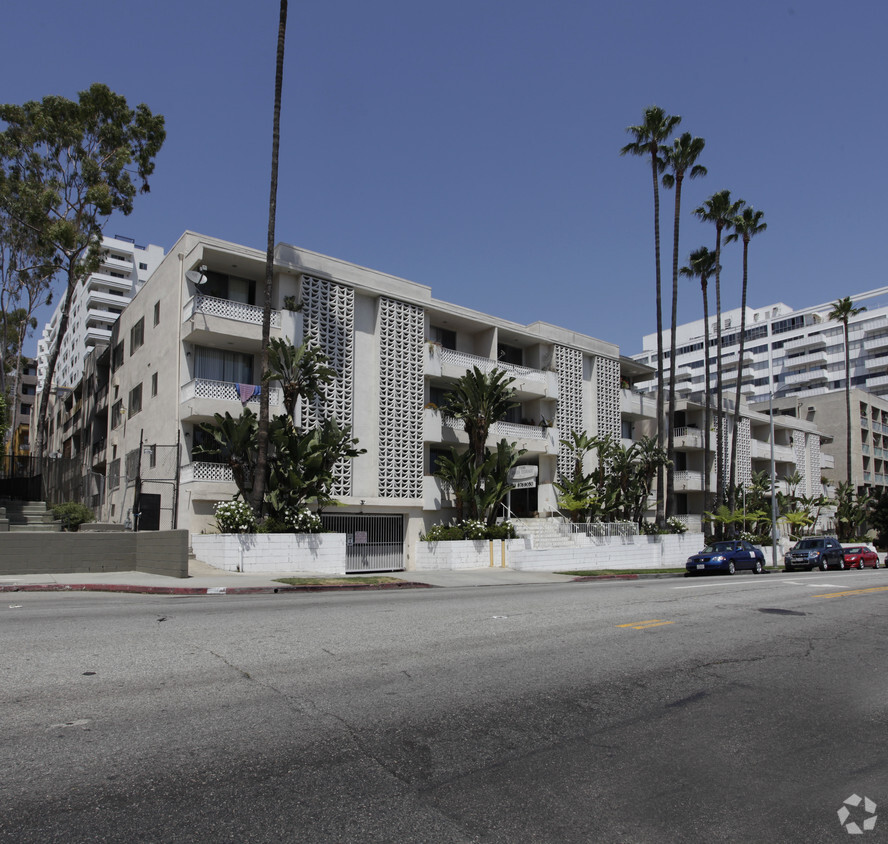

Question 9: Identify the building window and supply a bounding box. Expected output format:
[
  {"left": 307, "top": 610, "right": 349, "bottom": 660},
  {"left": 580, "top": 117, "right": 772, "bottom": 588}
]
[
  {"left": 194, "top": 346, "right": 253, "bottom": 383},
  {"left": 20, "top": 403, "right": 31, "bottom": 416},
  {"left": 151, "top": 372, "right": 158, "bottom": 397},
  {"left": 111, "top": 400, "right": 123, "bottom": 429},
  {"left": 109, "top": 458, "right": 121, "bottom": 491},
  {"left": 153, "top": 301, "right": 160, "bottom": 326},
  {"left": 139, "top": 262, "right": 148, "bottom": 271},
  {"left": 128, "top": 383, "right": 142, "bottom": 418},
  {"left": 130, "top": 318, "right": 144, "bottom": 354},
  {"left": 112, "top": 341, "right": 124, "bottom": 372},
  {"left": 429, "top": 326, "right": 457, "bottom": 350}
]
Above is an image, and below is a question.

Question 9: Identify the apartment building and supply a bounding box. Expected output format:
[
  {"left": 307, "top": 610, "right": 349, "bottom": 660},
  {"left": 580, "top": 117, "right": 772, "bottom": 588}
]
[
  {"left": 7, "top": 358, "right": 38, "bottom": 456},
  {"left": 99, "top": 232, "right": 622, "bottom": 566},
  {"left": 37, "top": 235, "right": 164, "bottom": 392},
  {"left": 633, "top": 286, "right": 888, "bottom": 496},
  {"left": 620, "top": 385, "right": 832, "bottom": 532},
  {"left": 634, "top": 286, "right": 888, "bottom": 403}
]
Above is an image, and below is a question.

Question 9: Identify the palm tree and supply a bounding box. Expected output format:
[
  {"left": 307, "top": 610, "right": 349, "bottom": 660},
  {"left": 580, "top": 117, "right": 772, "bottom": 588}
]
[
  {"left": 680, "top": 247, "right": 719, "bottom": 514},
  {"left": 263, "top": 336, "right": 335, "bottom": 422},
  {"left": 724, "top": 206, "right": 766, "bottom": 506},
  {"left": 443, "top": 366, "right": 518, "bottom": 468},
  {"left": 661, "top": 132, "right": 706, "bottom": 517},
  {"left": 621, "top": 106, "right": 681, "bottom": 527},
  {"left": 252, "top": 0, "right": 289, "bottom": 517},
  {"left": 694, "top": 190, "right": 744, "bottom": 521},
  {"left": 828, "top": 296, "right": 867, "bottom": 486}
]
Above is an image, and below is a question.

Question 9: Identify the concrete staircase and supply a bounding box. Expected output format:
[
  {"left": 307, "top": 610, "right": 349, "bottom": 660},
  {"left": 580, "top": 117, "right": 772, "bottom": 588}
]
[
  {"left": 0, "top": 501, "right": 63, "bottom": 532},
  {"left": 511, "top": 517, "right": 576, "bottom": 550}
]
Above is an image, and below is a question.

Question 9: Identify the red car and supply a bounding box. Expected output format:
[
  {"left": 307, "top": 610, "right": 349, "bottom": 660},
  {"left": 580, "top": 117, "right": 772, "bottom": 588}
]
[{"left": 842, "top": 545, "right": 881, "bottom": 569}]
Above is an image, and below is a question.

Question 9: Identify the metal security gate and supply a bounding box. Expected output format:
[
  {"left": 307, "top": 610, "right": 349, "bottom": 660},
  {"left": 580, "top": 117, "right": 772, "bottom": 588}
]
[{"left": 320, "top": 513, "right": 404, "bottom": 572}]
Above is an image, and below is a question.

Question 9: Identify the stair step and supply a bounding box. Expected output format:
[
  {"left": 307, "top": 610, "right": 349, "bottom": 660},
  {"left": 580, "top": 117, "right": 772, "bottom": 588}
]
[{"left": 9, "top": 523, "right": 62, "bottom": 532}]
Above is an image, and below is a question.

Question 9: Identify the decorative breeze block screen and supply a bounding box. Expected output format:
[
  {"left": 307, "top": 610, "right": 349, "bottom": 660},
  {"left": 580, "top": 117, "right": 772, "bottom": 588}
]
[{"left": 555, "top": 345, "right": 584, "bottom": 482}]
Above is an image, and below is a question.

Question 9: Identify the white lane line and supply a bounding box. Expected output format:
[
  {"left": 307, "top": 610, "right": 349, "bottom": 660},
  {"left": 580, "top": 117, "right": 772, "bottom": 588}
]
[{"left": 675, "top": 579, "right": 783, "bottom": 589}]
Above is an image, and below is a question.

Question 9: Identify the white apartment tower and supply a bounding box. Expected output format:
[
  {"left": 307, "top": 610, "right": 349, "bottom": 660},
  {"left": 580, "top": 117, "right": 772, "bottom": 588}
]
[{"left": 36, "top": 235, "right": 164, "bottom": 392}]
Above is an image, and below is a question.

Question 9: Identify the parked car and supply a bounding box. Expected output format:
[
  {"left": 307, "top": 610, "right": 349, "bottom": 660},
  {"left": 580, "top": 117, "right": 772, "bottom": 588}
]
[
  {"left": 686, "top": 540, "right": 766, "bottom": 576},
  {"left": 784, "top": 536, "right": 845, "bottom": 572},
  {"left": 842, "top": 545, "right": 881, "bottom": 570}
]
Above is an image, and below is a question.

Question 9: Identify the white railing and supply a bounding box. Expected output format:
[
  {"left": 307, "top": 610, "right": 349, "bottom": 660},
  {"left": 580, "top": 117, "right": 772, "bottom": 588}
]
[
  {"left": 561, "top": 519, "right": 639, "bottom": 540},
  {"left": 782, "top": 334, "right": 827, "bottom": 352},
  {"left": 188, "top": 294, "right": 281, "bottom": 329},
  {"left": 180, "top": 462, "right": 234, "bottom": 483},
  {"left": 442, "top": 416, "right": 548, "bottom": 441},
  {"left": 674, "top": 470, "right": 704, "bottom": 490},
  {"left": 439, "top": 347, "right": 547, "bottom": 384},
  {"left": 180, "top": 378, "right": 282, "bottom": 407},
  {"left": 673, "top": 427, "right": 704, "bottom": 447}
]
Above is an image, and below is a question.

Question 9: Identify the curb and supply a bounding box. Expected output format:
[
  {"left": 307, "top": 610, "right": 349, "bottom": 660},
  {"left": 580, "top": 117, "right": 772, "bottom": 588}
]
[{"left": 0, "top": 581, "right": 434, "bottom": 596}]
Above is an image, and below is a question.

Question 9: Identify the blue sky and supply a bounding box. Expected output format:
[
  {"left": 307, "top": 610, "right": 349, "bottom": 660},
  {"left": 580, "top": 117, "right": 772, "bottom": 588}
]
[{"left": 2, "top": 0, "right": 885, "bottom": 359}]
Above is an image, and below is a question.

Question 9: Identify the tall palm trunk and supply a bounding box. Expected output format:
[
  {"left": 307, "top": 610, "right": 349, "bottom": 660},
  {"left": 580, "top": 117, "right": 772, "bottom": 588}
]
[
  {"left": 843, "top": 322, "right": 852, "bottom": 486},
  {"left": 713, "top": 227, "right": 725, "bottom": 522},
  {"left": 701, "top": 277, "right": 712, "bottom": 517},
  {"left": 651, "top": 153, "right": 666, "bottom": 528},
  {"left": 666, "top": 173, "right": 684, "bottom": 519},
  {"left": 252, "top": 0, "right": 288, "bottom": 515},
  {"left": 728, "top": 236, "right": 750, "bottom": 509}
]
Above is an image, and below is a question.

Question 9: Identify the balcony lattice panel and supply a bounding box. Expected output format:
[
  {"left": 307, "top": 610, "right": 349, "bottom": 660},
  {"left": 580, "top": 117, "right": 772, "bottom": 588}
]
[
  {"left": 378, "top": 297, "right": 423, "bottom": 498},
  {"left": 302, "top": 275, "right": 355, "bottom": 495},
  {"left": 794, "top": 432, "right": 807, "bottom": 491},
  {"left": 555, "top": 345, "right": 584, "bottom": 482},
  {"left": 809, "top": 434, "right": 822, "bottom": 496},
  {"left": 192, "top": 294, "right": 280, "bottom": 328},
  {"left": 738, "top": 417, "right": 751, "bottom": 488}
]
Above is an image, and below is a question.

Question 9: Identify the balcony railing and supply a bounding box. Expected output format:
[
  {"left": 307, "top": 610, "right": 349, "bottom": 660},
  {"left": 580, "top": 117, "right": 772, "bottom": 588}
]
[
  {"left": 439, "top": 347, "right": 548, "bottom": 384},
  {"left": 442, "top": 415, "right": 550, "bottom": 441},
  {"left": 782, "top": 334, "right": 826, "bottom": 353},
  {"left": 180, "top": 378, "right": 283, "bottom": 408},
  {"left": 673, "top": 427, "right": 704, "bottom": 448},
  {"left": 673, "top": 470, "right": 704, "bottom": 491},
  {"left": 187, "top": 294, "right": 281, "bottom": 329},
  {"left": 180, "top": 462, "right": 234, "bottom": 484}
]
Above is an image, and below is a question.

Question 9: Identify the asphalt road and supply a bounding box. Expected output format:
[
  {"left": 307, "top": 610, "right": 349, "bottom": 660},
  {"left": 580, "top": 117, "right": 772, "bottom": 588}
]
[{"left": 2, "top": 570, "right": 887, "bottom": 842}]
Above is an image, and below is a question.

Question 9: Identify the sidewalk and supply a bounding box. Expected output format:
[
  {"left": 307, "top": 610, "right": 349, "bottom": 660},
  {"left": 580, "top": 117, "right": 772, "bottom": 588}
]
[{"left": 0, "top": 558, "right": 650, "bottom": 595}]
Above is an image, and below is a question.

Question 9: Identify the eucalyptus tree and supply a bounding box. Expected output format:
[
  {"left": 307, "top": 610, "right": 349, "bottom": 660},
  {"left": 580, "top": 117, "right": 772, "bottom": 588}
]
[
  {"left": 253, "top": 0, "right": 290, "bottom": 516},
  {"left": 680, "top": 247, "right": 719, "bottom": 512},
  {"left": 724, "top": 206, "right": 767, "bottom": 505},
  {"left": 661, "top": 132, "right": 706, "bottom": 517},
  {"left": 0, "top": 84, "right": 165, "bottom": 463},
  {"left": 621, "top": 106, "right": 681, "bottom": 527},
  {"left": 694, "top": 190, "right": 744, "bottom": 516},
  {"left": 828, "top": 296, "right": 867, "bottom": 485}
]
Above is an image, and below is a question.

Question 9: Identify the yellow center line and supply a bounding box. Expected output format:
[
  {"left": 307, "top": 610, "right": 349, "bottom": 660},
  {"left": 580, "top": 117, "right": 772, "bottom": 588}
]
[
  {"left": 616, "top": 619, "right": 674, "bottom": 630},
  {"left": 813, "top": 586, "right": 888, "bottom": 599}
]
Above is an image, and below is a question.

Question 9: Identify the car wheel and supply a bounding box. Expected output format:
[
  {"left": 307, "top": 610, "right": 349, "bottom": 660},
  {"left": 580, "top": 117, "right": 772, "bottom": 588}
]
[
  {"left": 838, "top": 558, "right": 845, "bottom": 570},
  {"left": 819, "top": 559, "right": 828, "bottom": 571},
  {"left": 727, "top": 561, "right": 736, "bottom": 575},
  {"left": 875, "top": 558, "right": 880, "bottom": 569},
  {"left": 753, "top": 559, "right": 763, "bottom": 574}
]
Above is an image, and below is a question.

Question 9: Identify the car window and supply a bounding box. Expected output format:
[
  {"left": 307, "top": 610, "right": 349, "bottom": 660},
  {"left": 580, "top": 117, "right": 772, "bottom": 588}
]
[{"left": 845, "top": 546, "right": 862, "bottom": 553}]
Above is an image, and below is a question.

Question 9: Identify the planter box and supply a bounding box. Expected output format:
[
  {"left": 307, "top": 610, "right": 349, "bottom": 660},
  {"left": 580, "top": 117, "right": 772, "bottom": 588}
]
[
  {"left": 415, "top": 539, "right": 527, "bottom": 570},
  {"left": 192, "top": 533, "right": 347, "bottom": 575}
]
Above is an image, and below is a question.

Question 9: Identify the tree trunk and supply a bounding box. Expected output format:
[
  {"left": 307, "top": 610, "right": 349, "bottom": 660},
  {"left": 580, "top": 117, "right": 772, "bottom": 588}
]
[
  {"left": 251, "top": 0, "right": 288, "bottom": 516},
  {"left": 651, "top": 150, "right": 666, "bottom": 529},
  {"left": 729, "top": 237, "right": 750, "bottom": 511},
  {"left": 713, "top": 226, "right": 725, "bottom": 537},
  {"left": 701, "top": 278, "right": 712, "bottom": 521},
  {"left": 666, "top": 174, "right": 683, "bottom": 520},
  {"left": 844, "top": 322, "right": 852, "bottom": 487}
]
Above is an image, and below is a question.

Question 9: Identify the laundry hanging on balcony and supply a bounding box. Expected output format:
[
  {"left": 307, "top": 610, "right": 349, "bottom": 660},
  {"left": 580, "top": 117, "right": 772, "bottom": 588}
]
[{"left": 237, "top": 384, "right": 261, "bottom": 405}]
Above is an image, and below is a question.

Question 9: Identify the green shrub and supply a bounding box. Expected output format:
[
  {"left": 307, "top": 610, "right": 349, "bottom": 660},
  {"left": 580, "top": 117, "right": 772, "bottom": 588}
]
[
  {"left": 51, "top": 501, "right": 95, "bottom": 531},
  {"left": 258, "top": 507, "right": 324, "bottom": 534},
  {"left": 421, "top": 524, "right": 465, "bottom": 542}
]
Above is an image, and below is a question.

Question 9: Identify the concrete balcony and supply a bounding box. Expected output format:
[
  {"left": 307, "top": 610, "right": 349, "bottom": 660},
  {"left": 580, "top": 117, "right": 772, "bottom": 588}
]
[
  {"left": 863, "top": 335, "right": 888, "bottom": 353},
  {"left": 84, "top": 325, "right": 113, "bottom": 347},
  {"left": 182, "top": 294, "right": 281, "bottom": 353},
  {"left": 783, "top": 349, "right": 828, "bottom": 370},
  {"left": 783, "top": 367, "right": 828, "bottom": 386},
  {"left": 721, "top": 366, "right": 754, "bottom": 385},
  {"left": 864, "top": 354, "right": 888, "bottom": 370},
  {"left": 749, "top": 440, "right": 796, "bottom": 463},
  {"left": 620, "top": 389, "right": 657, "bottom": 420},
  {"left": 867, "top": 373, "right": 888, "bottom": 390},
  {"left": 86, "top": 287, "right": 129, "bottom": 309},
  {"left": 179, "top": 378, "right": 284, "bottom": 423},
  {"left": 424, "top": 345, "right": 559, "bottom": 400},
  {"left": 782, "top": 334, "right": 826, "bottom": 353},
  {"left": 673, "top": 427, "right": 705, "bottom": 450},
  {"left": 90, "top": 271, "right": 134, "bottom": 293},
  {"left": 673, "top": 470, "right": 704, "bottom": 492},
  {"left": 430, "top": 409, "right": 560, "bottom": 455}
]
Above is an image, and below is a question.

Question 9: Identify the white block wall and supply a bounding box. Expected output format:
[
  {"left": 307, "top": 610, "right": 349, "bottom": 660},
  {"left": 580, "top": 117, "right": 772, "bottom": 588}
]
[{"left": 192, "top": 533, "right": 347, "bottom": 575}]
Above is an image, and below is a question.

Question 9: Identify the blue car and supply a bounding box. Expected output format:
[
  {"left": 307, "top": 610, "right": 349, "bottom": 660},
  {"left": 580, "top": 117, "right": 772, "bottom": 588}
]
[{"left": 686, "top": 540, "right": 766, "bottom": 575}]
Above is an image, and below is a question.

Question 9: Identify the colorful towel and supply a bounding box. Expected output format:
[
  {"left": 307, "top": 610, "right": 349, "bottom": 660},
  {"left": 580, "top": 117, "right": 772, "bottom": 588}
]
[{"left": 238, "top": 384, "right": 260, "bottom": 404}]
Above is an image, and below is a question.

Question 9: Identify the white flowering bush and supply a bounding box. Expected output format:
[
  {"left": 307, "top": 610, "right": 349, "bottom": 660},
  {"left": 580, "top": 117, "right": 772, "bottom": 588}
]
[
  {"left": 282, "top": 507, "right": 324, "bottom": 533},
  {"left": 213, "top": 500, "right": 257, "bottom": 534}
]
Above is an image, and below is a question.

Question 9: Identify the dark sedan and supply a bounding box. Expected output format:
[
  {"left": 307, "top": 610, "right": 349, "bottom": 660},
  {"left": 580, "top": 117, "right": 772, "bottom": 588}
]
[
  {"left": 686, "top": 540, "right": 766, "bottom": 576},
  {"left": 843, "top": 545, "right": 881, "bottom": 570}
]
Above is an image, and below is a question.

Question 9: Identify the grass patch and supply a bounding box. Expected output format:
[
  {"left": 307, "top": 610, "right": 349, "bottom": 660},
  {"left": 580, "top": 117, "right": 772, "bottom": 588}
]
[
  {"left": 558, "top": 568, "right": 688, "bottom": 577},
  {"left": 273, "top": 575, "right": 406, "bottom": 586}
]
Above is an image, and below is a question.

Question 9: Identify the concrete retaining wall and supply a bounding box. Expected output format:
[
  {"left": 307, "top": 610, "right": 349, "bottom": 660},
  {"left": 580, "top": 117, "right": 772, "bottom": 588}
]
[
  {"left": 415, "top": 539, "right": 526, "bottom": 570},
  {"left": 191, "top": 533, "right": 347, "bottom": 575},
  {"left": 0, "top": 530, "right": 189, "bottom": 578}
]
